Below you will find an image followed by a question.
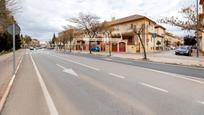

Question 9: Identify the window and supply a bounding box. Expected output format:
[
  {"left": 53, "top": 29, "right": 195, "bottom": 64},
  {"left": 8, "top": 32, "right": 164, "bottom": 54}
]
[{"left": 130, "top": 24, "right": 134, "bottom": 29}]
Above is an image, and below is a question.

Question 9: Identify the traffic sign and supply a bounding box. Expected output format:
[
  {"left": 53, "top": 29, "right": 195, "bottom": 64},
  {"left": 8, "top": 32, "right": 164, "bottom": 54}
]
[{"left": 6, "top": 24, "right": 21, "bottom": 35}]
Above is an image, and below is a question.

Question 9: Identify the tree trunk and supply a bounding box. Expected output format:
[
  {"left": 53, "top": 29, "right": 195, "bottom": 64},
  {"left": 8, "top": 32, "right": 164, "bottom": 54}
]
[
  {"left": 89, "top": 40, "right": 92, "bottom": 54},
  {"left": 109, "top": 40, "right": 111, "bottom": 56},
  {"left": 137, "top": 34, "right": 147, "bottom": 60},
  {"left": 64, "top": 43, "right": 66, "bottom": 52},
  {"left": 69, "top": 40, "right": 72, "bottom": 52}
]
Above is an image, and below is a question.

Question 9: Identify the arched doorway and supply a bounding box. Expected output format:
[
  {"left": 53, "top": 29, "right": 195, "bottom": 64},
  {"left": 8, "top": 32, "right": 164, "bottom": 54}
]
[
  {"left": 76, "top": 45, "right": 81, "bottom": 50},
  {"left": 119, "top": 42, "right": 126, "bottom": 52},
  {"left": 112, "top": 43, "right": 117, "bottom": 52}
]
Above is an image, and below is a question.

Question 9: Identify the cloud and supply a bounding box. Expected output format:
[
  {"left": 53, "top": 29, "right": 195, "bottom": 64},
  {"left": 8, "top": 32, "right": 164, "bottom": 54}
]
[{"left": 14, "top": 0, "right": 195, "bottom": 41}]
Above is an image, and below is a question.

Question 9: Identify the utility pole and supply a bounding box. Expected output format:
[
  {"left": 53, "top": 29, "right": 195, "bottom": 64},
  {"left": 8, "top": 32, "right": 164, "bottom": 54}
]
[
  {"left": 196, "top": 0, "right": 199, "bottom": 57},
  {"left": 12, "top": 22, "right": 16, "bottom": 74},
  {"left": 6, "top": 17, "right": 20, "bottom": 74}
]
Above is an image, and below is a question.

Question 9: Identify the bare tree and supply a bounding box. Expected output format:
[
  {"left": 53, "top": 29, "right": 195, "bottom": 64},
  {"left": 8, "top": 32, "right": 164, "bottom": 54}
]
[
  {"left": 0, "top": 0, "right": 20, "bottom": 31},
  {"left": 132, "top": 24, "right": 147, "bottom": 60},
  {"left": 100, "top": 21, "right": 114, "bottom": 56},
  {"left": 68, "top": 13, "right": 101, "bottom": 54},
  {"left": 160, "top": 5, "right": 202, "bottom": 57},
  {"left": 60, "top": 33, "right": 68, "bottom": 51},
  {"left": 160, "top": 6, "right": 202, "bottom": 32},
  {"left": 62, "top": 26, "right": 76, "bottom": 52}
]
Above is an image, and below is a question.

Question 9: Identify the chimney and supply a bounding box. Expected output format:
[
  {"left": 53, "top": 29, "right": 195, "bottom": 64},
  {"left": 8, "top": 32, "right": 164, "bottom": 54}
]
[{"left": 112, "top": 17, "right": 115, "bottom": 21}]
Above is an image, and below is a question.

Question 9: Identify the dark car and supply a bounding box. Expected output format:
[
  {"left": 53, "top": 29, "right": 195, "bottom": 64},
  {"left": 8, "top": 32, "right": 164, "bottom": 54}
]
[
  {"left": 29, "top": 47, "right": 34, "bottom": 50},
  {"left": 175, "top": 46, "right": 192, "bottom": 56},
  {"left": 91, "top": 47, "right": 100, "bottom": 52}
]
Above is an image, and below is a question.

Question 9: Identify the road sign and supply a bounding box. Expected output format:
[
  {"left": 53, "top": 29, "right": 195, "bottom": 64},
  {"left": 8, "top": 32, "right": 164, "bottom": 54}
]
[{"left": 6, "top": 24, "right": 21, "bottom": 35}]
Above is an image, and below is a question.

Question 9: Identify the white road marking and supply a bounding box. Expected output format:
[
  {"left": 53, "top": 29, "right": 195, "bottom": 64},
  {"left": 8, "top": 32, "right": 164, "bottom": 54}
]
[
  {"left": 138, "top": 67, "right": 204, "bottom": 85},
  {"left": 104, "top": 58, "right": 112, "bottom": 61},
  {"left": 198, "top": 101, "right": 204, "bottom": 105},
  {"left": 0, "top": 55, "right": 24, "bottom": 112},
  {"left": 139, "top": 82, "right": 169, "bottom": 93},
  {"left": 53, "top": 55, "right": 100, "bottom": 71},
  {"left": 109, "top": 73, "right": 126, "bottom": 79},
  {"left": 56, "top": 64, "right": 79, "bottom": 77},
  {"left": 30, "top": 54, "right": 59, "bottom": 115},
  {"left": 56, "top": 64, "right": 67, "bottom": 70},
  {"left": 51, "top": 52, "right": 204, "bottom": 85}
]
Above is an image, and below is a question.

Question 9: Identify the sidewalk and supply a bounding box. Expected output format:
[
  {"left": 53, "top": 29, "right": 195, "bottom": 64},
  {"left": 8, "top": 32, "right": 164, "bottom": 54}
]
[
  {"left": 70, "top": 50, "right": 204, "bottom": 68},
  {"left": 0, "top": 49, "right": 25, "bottom": 101}
]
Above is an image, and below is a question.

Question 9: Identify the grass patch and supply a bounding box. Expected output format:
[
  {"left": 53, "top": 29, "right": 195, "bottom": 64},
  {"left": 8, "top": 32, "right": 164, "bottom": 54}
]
[{"left": 0, "top": 50, "right": 11, "bottom": 56}]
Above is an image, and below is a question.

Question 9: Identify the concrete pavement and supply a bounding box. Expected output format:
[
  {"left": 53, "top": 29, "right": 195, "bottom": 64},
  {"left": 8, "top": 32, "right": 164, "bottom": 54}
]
[
  {"left": 1, "top": 54, "right": 50, "bottom": 115},
  {"left": 0, "top": 49, "right": 25, "bottom": 102},
  {"left": 1, "top": 49, "right": 204, "bottom": 115}
]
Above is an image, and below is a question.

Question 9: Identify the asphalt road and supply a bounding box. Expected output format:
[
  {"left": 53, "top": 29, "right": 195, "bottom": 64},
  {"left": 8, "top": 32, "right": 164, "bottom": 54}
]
[
  {"left": 63, "top": 51, "right": 204, "bottom": 79},
  {"left": 1, "top": 49, "right": 204, "bottom": 115}
]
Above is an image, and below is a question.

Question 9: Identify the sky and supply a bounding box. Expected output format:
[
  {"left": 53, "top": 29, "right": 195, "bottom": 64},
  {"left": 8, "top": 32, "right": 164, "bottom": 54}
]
[{"left": 14, "top": 0, "right": 195, "bottom": 41}]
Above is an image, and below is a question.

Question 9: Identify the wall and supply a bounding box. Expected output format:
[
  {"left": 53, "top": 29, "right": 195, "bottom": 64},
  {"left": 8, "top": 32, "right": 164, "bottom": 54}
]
[
  {"left": 127, "top": 45, "right": 136, "bottom": 53},
  {"left": 201, "top": 33, "right": 204, "bottom": 53}
]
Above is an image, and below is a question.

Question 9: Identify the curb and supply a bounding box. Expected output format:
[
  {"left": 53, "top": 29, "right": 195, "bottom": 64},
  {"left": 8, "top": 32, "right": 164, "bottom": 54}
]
[{"left": 0, "top": 55, "right": 24, "bottom": 113}]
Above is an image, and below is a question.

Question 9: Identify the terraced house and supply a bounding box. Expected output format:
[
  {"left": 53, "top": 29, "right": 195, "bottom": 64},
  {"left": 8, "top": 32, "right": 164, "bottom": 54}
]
[
  {"left": 200, "top": 0, "right": 204, "bottom": 53},
  {"left": 59, "top": 14, "right": 182, "bottom": 53},
  {"left": 107, "top": 15, "right": 166, "bottom": 53}
]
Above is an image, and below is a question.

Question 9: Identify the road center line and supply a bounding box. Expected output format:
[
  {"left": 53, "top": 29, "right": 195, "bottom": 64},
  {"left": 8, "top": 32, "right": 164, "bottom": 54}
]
[
  {"left": 139, "top": 82, "right": 169, "bottom": 93},
  {"left": 56, "top": 64, "right": 67, "bottom": 70},
  {"left": 104, "top": 58, "right": 112, "bottom": 61},
  {"left": 30, "top": 54, "right": 59, "bottom": 115},
  {"left": 138, "top": 67, "right": 204, "bottom": 85},
  {"left": 53, "top": 55, "right": 100, "bottom": 71},
  {"left": 109, "top": 73, "right": 126, "bottom": 79}
]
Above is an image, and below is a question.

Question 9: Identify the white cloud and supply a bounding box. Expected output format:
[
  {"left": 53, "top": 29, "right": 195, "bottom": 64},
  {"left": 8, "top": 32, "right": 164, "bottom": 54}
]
[{"left": 14, "top": 0, "right": 195, "bottom": 41}]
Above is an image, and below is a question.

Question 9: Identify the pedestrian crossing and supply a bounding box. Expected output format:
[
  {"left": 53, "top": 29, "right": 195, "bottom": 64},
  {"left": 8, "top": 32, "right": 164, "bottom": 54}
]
[{"left": 27, "top": 49, "right": 52, "bottom": 55}]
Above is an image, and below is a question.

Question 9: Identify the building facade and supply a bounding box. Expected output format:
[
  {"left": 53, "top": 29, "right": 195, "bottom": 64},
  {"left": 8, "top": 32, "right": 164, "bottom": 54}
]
[
  {"left": 30, "top": 39, "right": 40, "bottom": 47},
  {"left": 108, "top": 15, "right": 160, "bottom": 53},
  {"left": 59, "top": 14, "right": 182, "bottom": 53},
  {"left": 165, "top": 32, "right": 184, "bottom": 48},
  {"left": 200, "top": 0, "right": 204, "bottom": 53}
]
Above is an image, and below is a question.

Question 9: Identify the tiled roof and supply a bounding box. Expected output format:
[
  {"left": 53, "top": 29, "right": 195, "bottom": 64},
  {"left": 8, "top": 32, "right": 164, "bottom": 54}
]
[
  {"left": 109, "top": 14, "right": 157, "bottom": 26},
  {"left": 110, "top": 14, "right": 148, "bottom": 25},
  {"left": 155, "top": 24, "right": 166, "bottom": 30}
]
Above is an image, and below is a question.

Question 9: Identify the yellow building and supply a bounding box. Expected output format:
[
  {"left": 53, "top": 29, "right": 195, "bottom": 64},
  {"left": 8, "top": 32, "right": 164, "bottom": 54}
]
[
  {"left": 58, "top": 29, "right": 84, "bottom": 50},
  {"left": 60, "top": 14, "right": 180, "bottom": 53},
  {"left": 200, "top": 0, "right": 204, "bottom": 53},
  {"left": 154, "top": 25, "right": 166, "bottom": 50},
  {"left": 108, "top": 15, "right": 166, "bottom": 53},
  {"left": 165, "top": 32, "right": 184, "bottom": 48}
]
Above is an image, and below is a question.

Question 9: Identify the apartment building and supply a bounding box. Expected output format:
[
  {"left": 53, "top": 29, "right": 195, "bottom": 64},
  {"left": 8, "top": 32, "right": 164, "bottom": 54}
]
[
  {"left": 102, "top": 15, "right": 167, "bottom": 53},
  {"left": 59, "top": 14, "right": 180, "bottom": 53},
  {"left": 200, "top": 0, "right": 204, "bottom": 53},
  {"left": 165, "top": 32, "right": 184, "bottom": 47}
]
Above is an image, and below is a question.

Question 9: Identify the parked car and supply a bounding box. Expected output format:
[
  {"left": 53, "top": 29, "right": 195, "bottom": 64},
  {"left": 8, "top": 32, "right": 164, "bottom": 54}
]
[
  {"left": 170, "top": 46, "right": 176, "bottom": 50},
  {"left": 29, "top": 47, "right": 34, "bottom": 50},
  {"left": 91, "top": 47, "right": 100, "bottom": 52},
  {"left": 175, "top": 46, "right": 192, "bottom": 56}
]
